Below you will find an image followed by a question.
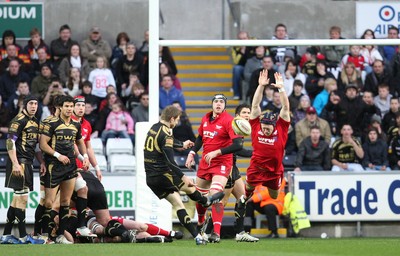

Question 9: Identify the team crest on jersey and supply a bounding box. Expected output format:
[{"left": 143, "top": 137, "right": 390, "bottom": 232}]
[
  {"left": 216, "top": 125, "right": 222, "bottom": 129},
  {"left": 203, "top": 122, "right": 208, "bottom": 127}
]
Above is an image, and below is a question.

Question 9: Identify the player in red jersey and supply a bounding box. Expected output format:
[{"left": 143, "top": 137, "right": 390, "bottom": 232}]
[
  {"left": 246, "top": 70, "right": 290, "bottom": 200},
  {"left": 185, "top": 94, "right": 243, "bottom": 243}
]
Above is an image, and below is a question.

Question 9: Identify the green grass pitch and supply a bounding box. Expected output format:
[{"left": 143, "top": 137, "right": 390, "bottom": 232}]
[{"left": 1, "top": 238, "right": 400, "bottom": 256}]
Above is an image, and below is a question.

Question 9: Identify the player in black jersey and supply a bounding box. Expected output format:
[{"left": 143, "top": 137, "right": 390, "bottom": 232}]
[
  {"left": 1, "top": 95, "right": 45, "bottom": 244},
  {"left": 144, "top": 105, "right": 224, "bottom": 245},
  {"left": 39, "top": 95, "right": 89, "bottom": 244}
]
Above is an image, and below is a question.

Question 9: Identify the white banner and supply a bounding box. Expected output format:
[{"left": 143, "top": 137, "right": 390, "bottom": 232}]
[
  {"left": 0, "top": 173, "right": 136, "bottom": 223},
  {"left": 135, "top": 122, "right": 172, "bottom": 231},
  {"left": 356, "top": 2, "right": 400, "bottom": 38},
  {"left": 290, "top": 171, "right": 400, "bottom": 221}
]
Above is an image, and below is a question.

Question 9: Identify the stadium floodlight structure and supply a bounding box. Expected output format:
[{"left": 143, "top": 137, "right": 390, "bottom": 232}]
[{"left": 136, "top": 0, "right": 400, "bottom": 231}]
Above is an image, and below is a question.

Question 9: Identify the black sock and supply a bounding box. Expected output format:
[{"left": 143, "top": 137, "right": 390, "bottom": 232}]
[
  {"left": 105, "top": 220, "right": 127, "bottom": 237},
  {"left": 234, "top": 201, "right": 246, "bottom": 233},
  {"left": 34, "top": 204, "right": 45, "bottom": 235},
  {"left": 76, "top": 197, "right": 88, "bottom": 227},
  {"left": 58, "top": 205, "right": 69, "bottom": 236},
  {"left": 136, "top": 236, "right": 163, "bottom": 243},
  {"left": 41, "top": 207, "right": 52, "bottom": 235},
  {"left": 177, "top": 209, "right": 197, "bottom": 238},
  {"left": 3, "top": 206, "right": 16, "bottom": 235},
  {"left": 15, "top": 208, "right": 27, "bottom": 238},
  {"left": 187, "top": 190, "right": 207, "bottom": 205},
  {"left": 48, "top": 210, "right": 59, "bottom": 234},
  {"left": 205, "top": 216, "right": 214, "bottom": 234}
]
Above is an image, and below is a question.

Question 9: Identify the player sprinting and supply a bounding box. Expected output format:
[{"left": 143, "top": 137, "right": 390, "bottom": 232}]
[
  {"left": 185, "top": 94, "right": 243, "bottom": 243},
  {"left": 246, "top": 70, "right": 290, "bottom": 200},
  {"left": 144, "top": 106, "right": 224, "bottom": 245}
]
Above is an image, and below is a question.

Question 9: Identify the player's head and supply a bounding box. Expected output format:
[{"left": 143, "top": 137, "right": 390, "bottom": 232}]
[
  {"left": 23, "top": 94, "right": 39, "bottom": 117},
  {"left": 160, "top": 105, "right": 181, "bottom": 128},
  {"left": 212, "top": 94, "right": 227, "bottom": 115},
  {"left": 59, "top": 95, "right": 75, "bottom": 118},
  {"left": 260, "top": 111, "right": 277, "bottom": 136},
  {"left": 73, "top": 95, "right": 86, "bottom": 118},
  {"left": 235, "top": 103, "right": 251, "bottom": 121}
]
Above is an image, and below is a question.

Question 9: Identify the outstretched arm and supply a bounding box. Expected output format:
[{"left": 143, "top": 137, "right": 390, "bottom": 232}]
[
  {"left": 271, "top": 72, "right": 290, "bottom": 122},
  {"left": 250, "top": 70, "right": 270, "bottom": 120}
]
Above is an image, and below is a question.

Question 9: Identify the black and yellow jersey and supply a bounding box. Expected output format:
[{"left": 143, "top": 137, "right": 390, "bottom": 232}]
[
  {"left": 41, "top": 117, "right": 82, "bottom": 162},
  {"left": 7, "top": 112, "right": 39, "bottom": 164},
  {"left": 144, "top": 122, "right": 184, "bottom": 178},
  {"left": 331, "top": 136, "right": 362, "bottom": 163}
]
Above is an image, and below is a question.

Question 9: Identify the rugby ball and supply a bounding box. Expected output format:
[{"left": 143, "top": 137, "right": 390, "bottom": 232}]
[{"left": 232, "top": 117, "right": 251, "bottom": 136}]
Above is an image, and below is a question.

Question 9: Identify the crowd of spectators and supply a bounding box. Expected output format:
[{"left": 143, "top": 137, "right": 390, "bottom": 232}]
[
  {"left": 0, "top": 25, "right": 184, "bottom": 147},
  {"left": 233, "top": 24, "right": 400, "bottom": 172}
]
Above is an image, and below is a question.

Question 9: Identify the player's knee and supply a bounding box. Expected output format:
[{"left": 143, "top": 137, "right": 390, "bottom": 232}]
[
  {"left": 138, "top": 223, "right": 148, "bottom": 232},
  {"left": 14, "top": 189, "right": 29, "bottom": 205},
  {"left": 74, "top": 177, "right": 87, "bottom": 193},
  {"left": 196, "top": 186, "right": 209, "bottom": 196},
  {"left": 210, "top": 182, "right": 224, "bottom": 193}
]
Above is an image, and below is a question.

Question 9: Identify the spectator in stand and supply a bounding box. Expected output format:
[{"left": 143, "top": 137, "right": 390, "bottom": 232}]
[
  {"left": 387, "top": 112, "right": 400, "bottom": 148},
  {"left": 282, "top": 59, "right": 306, "bottom": 97},
  {"left": 92, "top": 92, "right": 120, "bottom": 139},
  {"left": 368, "top": 114, "right": 387, "bottom": 142},
  {"left": 360, "top": 91, "right": 382, "bottom": 138},
  {"left": 98, "top": 85, "right": 117, "bottom": 112},
  {"left": 313, "top": 78, "right": 337, "bottom": 116},
  {"left": 243, "top": 46, "right": 266, "bottom": 100},
  {"left": 159, "top": 62, "right": 181, "bottom": 90},
  {"left": 79, "top": 81, "right": 98, "bottom": 112},
  {"left": 324, "top": 84, "right": 375, "bottom": 138},
  {"left": 159, "top": 42, "right": 178, "bottom": 75},
  {"left": 260, "top": 85, "right": 274, "bottom": 111},
  {"left": 364, "top": 60, "right": 397, "bottom": 97},
  {"left": 320, "top": 90, "right": 339, "bottom": 137},
  {"left": 30, "top": 47, "right": 53, "bottom": 78},
  {"left": 0, "top": 59, "right": 31, "bottom": 102},
  {"left": 231, "top": 31, "right": 254, "bottom": 100},
  {"left": 31, "top": 63, "right": 56, "bottom": 102},
  {"left": 378, "top": 26, "right": 399, "bottom": 72},
  {"left": 362, "top": 127, "right": 391, "bottom": 171},
  {"left": 58, "top": 43, "right": 91, "bottom": 85},
  {"left": 88, "top": 56, "right": 116, "bottom": 102},
  {"left": 0, "top": 94, "right": 11, "bottom": 140},
  {"left": 263, "top": 91, "right": 281, "bottom": 113},
  {"left": 131, "top": 92, "right": 149, "bottom": 123},
  {"left": 50, "top": 24, "right": 78, "bottom": 70},
  {"left": 42, "top": 77, "right": 66, "bottom": 106},
  {"left": 360, "top": 29, "right": 382, "bottom": 74},
  {"left": 84, "top": 101, "right": 98, "bottom": 129},
  {"left": 337, "top": 62, "right": 363, "bottom": 92},
  {"left": 374, "top": 83, "right": 392, "bottom": 117},
  {"left": 110, "top": 32, "right": 130, "bottom": 75},
  {"left": 125, "top": 81, "right": 145, "bottom": 112},
  {"left": 382, "top": 97, "right": 399, "bottom": 134},
  {"left": 65, "top": 67, "right": 82, "bottom": 97},
  {"left": 295, "top": 106, "right": 331, "bottom": 147},
  {"left": 23, "top": 28, "right": 50, "bottom": 75},
  {"left": 116, "top": 43, "right": 143, "bottom": 96},
  {"left": 340, "top": 45, "right": 367, "bottom": 72},
  {"left": 292, "top": 95, "right": 310, "bottom": 124},
  {"left": 247, "top": 56, "right": 276, "bottom": 103},
  {"left": 301, "top": 47, "right": 320, "bottom": 76},
  {"left": 388, "top": 115, "right": 400, "bottom": 169},
  {"left": 305, "top": 59, "right": 335, "bottom": 101},
  {"left": 269, "top": 23, "right": 298, "bottom": 70},
  {"left": 0, "top": 30, "right": 26, "bottom": 64},
  {"left": 288, "top": 80, "right": 305, "bottom": 112},
  {"left": 121, "top": 72, "right": 144, "bottom": 103},
  {"left": 331, "top": 124, "right": 364, "bottom": 172},
  {"left": 159, "top": 74, "right": 186, "bottom": 110},
  {"left": 101, "top": 101, "right": 134, "bottom": 145},
  {"left": 321, "top": 26, "right": 347, "bottom": 69},
  {"left": 7, "top": 80, "right": 42, "bottom": 120},
  {"left": 81, "top": 26, "right": 112, "bottom": 69},
  {"left": 172, "top": 101, "right": 196, "bottom": 157},
  {"left": 294, "top": 126, "right": 331, "bottom": 171},
  {"left": 0, "top": 44, "right": 25, "bottom": 75}
]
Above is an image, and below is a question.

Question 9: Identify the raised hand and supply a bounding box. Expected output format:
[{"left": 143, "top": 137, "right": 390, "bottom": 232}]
[
  {"left": 271, "top": 72, "right": 284, "bottom": 89},
  {"left": 258, "top": 69, "right": 270, "bottom": 86}
]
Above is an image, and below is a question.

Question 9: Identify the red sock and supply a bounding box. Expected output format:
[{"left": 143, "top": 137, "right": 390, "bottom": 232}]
[
  {"left": 196, "top": 203, "right": 207, "bottom": 225},
  {"left": 145, "top": 223, "right": 170, "bottom": 236},
  {"left": 211, "top": 202, "right": 224, "bottom": 235}
]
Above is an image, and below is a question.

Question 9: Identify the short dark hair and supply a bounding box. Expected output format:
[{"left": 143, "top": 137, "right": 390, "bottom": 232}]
[
  {"left": 59, "top": 24, "right": 71, "bottom": 33},
  {"left": 275, "top": 23, "right": 287, "bottom": 32},
  {"left": 82, "top": 81, "right": 92, "bottom": 88},
  {"left": 116, "top": 32, "right": 130, "bottom": 45},
  {"left": 30, "top": 28, "right": 41, "bottom": 37},
  {"left": 388, "top": 26, "right": 399, "bottom": 34},
  {"left": 235, "top": 103, "right": 250, "bottom": 116},
  {"left": 60, "top": 95, "right": 75, "bottom": 106}
]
